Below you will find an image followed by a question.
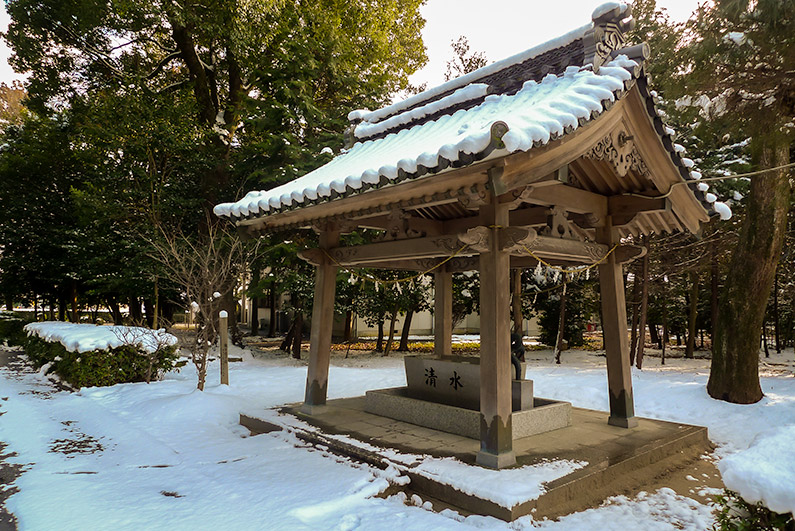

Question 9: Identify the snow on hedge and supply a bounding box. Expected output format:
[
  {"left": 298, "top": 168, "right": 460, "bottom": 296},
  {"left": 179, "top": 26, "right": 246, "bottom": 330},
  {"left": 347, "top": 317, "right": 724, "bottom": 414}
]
[
  {"left": 719, "top": 425, "right": 795, "bottom": 515},
  {"left": 24, "top": 322, "right": 177, "bottom": 354},
  {"left": 214, "top": 56, "right": 637, "bottom": 219}
]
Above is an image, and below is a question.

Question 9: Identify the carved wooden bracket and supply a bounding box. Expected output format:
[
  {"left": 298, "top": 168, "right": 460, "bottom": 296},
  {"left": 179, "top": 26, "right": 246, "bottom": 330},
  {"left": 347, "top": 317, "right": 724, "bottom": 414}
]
[
  {"left": 586, "top": 129, "right": 650, "bottom": 178},
  {"left": 457, "top": 183, "right": 490, "bottom": 210},
  {"left": 458, "top": 226, "right": 491, "bottom": 253},
  {"left": 298, "top": 248, "right": 324, "bottom": 266},
  {"left": 614, "top": 244, "right": 648, "bottom": 264},
  {"left": 584, "top": 4, "right": 634, "bottom": 73},
  {"left": 310, "top": 218, "right": 358, "bottom": 235},
  {"left": 375, "top": 209, "right": 428, "bottom": 241},
  {"left": 499, "top": 185, "right": 535, "bottom": 208},
  {"left": 542, "top": 206, "right": 577, "bottom": 239},
  {"left": 500, "top": 226, "right": 538, "bottom": 253}
]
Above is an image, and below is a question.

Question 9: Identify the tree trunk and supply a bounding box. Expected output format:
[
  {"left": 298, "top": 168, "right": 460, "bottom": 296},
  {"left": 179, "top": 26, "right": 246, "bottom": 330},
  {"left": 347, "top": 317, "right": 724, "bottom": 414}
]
[
  {"left": 144, "top": 298, "right": 155, "bottom": 328},
  {"left": 153, "top": 276, "right": 159, "bottom": 329},
  {"left": 280, "top": 319, "right": 296, "bottom": 352},
  {"left": 33, "top": 295, "right": 38, "bottom": 320},
  {"left": 58, "top": 294, "right": 67, "bottom": 321},
  {"left": 762, "top": 328, "right": 769, "bottom": 358},
  {"left": 711, "top": 243, "right": 719, "bottom": 349},
  {"left": 107, "top": 298, "right": 123, "bottom": 324},
  {"left": 268, "top": 282, "right": 277, "bottom": 337},
  {"left": 376, "top": 320, "right": 384, "bottom": 352},
  {"left": 250, "top": 263, "right": 260, "bottom": 336},
  {"left": 636, "top": 239, "right": 650, "bottom": 369},
  {"left": 512, "top": 269, "right": 523, "bottom": 335},
  {"left": 554, "top": 278, "right": 567, "bottom": 364},
  {"left": 708, "top": 142, "right": 790, "bottom": 404},
  {"left": 129, "top": 297, "right": 144, "bottom": 325},
  {"left": 629, "top": 263, "right": 641, "bottom": 366},
  {"left": 292, "top": 312, "right": 303, "bottom": 359},
  {"left": 384, "top": 306, "right": 399, "bottom": 356},
  {"left": 4, "top": 296, "right": 11, "bottom": 311},
  {"left": 661, "top": 300, "right": 668, "bottom": 366},
  {"left": 649, "top": 321, "right": 660, "bottom": 347},
  {"left": 70, "top": 279, "right": 79, "bottom": 323},
  {"left": 685, "top": 271, "right": 699, "bottom": 359},
  {"left": 774, "top": 267, "right": 781, "bottom": 353},
  {"left": 343, "top": 309, "right": 353, "bottom": 343},
  {"left": 399, "top": 310, "right": 414, "bottom": 351}
]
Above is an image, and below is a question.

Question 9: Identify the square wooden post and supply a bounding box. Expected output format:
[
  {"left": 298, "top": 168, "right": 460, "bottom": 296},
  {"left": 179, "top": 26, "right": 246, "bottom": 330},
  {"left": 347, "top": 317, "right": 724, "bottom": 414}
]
[
  {"left": 434, "top": 268, "right": 453, "bottom": 359},
  {"left": 476, "top": 200, "right": 516, "bottom": 469},
  {"left": 302, "top": 227, "right": 340, "bottom": 414},
  {"left": 596, "top": 217, "right": 637, "bottom": 428}
]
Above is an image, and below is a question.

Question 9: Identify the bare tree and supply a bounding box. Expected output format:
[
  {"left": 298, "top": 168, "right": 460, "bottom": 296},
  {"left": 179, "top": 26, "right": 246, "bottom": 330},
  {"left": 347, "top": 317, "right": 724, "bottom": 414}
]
[
  {"left": 111, "top": 324, "right": 178, "bottom": 383},
  {"left": 148, "top": 217, "right": 249, "bottom": 390}
]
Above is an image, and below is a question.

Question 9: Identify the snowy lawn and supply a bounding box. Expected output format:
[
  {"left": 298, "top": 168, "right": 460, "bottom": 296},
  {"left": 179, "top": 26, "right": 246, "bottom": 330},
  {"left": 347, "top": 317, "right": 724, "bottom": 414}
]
[{"left": 1, "top": 344, "right": 793, "bottom": 530}]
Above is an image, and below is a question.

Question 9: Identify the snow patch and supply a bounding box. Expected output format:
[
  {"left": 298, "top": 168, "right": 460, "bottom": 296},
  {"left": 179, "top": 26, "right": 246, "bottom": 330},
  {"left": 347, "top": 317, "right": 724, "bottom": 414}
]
[
  {"left": 713, "top": 201, "right": 732, "bottom": 220},
  {"left": 720, "top": 425, "right": 795, "bottom": 515},
  {"left": 591, "top": 2, "right": 629, "bottom": 20},
  {"left": 413, "top": 457, "right": 586, "bottom": 509},
  {"left": 354, "top": 84, "right": 490, "bottom": 138}
]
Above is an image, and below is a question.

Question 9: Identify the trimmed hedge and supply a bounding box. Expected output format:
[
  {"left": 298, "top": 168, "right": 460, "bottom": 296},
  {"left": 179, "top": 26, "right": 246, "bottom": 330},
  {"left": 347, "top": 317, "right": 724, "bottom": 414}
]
[
  {"left": 25, "top": 335, "right": 179, "bottom": 388},
  {"left": 0, "top": 314, "right": 27, "bottom": 346}
]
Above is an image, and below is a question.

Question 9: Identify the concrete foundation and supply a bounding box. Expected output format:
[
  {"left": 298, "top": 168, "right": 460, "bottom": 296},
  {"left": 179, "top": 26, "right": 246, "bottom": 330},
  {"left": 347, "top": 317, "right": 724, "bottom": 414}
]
[
  {"left": 365, "top": 387, "right": 570, "bottom": 440},
  {"left": 241, "top": 398, "right": 714, "bottom": 522}
]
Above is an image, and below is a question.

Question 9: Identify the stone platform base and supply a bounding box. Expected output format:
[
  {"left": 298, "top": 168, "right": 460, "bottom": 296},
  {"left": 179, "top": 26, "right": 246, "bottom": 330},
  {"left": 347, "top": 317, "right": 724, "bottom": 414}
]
[
  {"left": 241, "top": 400, "right": 714, "bottom": 522},
  {"left": 365, "top": 386, "right": 570, "bottom": 440}
]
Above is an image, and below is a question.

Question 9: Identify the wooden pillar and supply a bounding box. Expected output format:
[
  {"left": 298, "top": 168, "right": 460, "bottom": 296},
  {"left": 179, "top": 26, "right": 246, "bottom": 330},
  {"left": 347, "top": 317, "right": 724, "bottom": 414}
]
[
  {"left": 302, "top": 227, "right": 340, "bottom": 414},
  {"left": 434, "top": 268, "right": 453, "bottom": 359},
  {"left": 596, "top": 217, "right": 637, "bottom": 428},
  {"left": 476, "top": 199, "right": 516, "bottom": 469},
  {"left": 219, "top": 310, "right": 229, "bottom": 385}
]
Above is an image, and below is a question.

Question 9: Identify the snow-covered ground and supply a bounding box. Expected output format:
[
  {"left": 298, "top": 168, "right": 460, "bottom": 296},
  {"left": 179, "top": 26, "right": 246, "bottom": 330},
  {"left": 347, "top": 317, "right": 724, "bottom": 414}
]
[{"left": 0, "top": 343, "right": 793, "bottom": 530}]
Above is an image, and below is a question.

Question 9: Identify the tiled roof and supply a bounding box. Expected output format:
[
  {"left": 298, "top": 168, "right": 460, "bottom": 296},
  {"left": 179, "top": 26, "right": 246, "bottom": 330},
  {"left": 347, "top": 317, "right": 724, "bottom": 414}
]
[{"left": 215, "top": 2, "right": 727, "bottom": 224}]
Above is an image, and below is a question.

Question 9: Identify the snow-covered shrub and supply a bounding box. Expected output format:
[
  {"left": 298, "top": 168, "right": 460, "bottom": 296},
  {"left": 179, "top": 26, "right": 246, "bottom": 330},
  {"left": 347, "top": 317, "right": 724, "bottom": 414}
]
[
  {"left": 24, "top": 335, "right": 178, "bottom": 388},
  {"left": 712, "top": 490, "right": 794, "bottom": 531}
]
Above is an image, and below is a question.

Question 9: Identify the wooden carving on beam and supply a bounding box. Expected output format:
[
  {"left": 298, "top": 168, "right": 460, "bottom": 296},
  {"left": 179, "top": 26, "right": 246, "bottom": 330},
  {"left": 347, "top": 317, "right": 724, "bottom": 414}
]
[
  {"left": 447, "top": 256, "right": 479, "bottom": 272},
  {"left": 376, "top": 209, "right": 426, "bottom": 241},
  {"left": 310, "top": 218, "right": 358, "bottom": 234},
  {"left": 458, "top": 226, "right": 491, "bottom": 253},
  {"left": 542, "top": 206, "right": 577, "bottom": 240},
  {"left": 500, "top": 227, "right": 538, "bottom": 253},
  {"left": 584, "top": 4, "right": 634, "bottom": 72},
  {"left": 457, "top": 183, "right": 489, "bottom": 210},
  {"left": 614, "top": 244, "right": 647, "bottom": 264},
  {"left": 500, "top": 186, "right": 535, "bottom": 209},
  {"left": 586, "top": 129, "right": 650, "bottom": 178}
]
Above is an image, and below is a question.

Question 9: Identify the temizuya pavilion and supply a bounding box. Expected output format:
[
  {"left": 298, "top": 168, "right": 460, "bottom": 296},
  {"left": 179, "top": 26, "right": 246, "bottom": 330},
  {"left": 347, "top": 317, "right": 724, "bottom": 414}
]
[{"left": 215, "top": 3, "right": 723, "bottom": 469}]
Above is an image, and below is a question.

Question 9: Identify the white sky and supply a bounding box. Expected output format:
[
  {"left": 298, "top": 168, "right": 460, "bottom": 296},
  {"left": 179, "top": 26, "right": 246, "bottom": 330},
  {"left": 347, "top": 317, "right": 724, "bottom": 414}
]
[
  {"left": 0, "top": 1, "right": 703, "bottom": 88},
  {"left": 411, "top": 0, "right": 703, "bottom": 88}
]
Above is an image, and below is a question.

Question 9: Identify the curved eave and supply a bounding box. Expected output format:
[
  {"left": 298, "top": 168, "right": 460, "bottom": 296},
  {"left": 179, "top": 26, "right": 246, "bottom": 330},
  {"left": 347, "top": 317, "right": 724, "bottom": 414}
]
[{"left": 232, "top": 68, "right": 641, "bottom": 234}]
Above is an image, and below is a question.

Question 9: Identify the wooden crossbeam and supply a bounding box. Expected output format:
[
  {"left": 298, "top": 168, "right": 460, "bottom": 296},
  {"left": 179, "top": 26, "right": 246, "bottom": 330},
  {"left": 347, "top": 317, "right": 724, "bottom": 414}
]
[{"left": 299, "top": 227, "right": 615, "bottom": 268}]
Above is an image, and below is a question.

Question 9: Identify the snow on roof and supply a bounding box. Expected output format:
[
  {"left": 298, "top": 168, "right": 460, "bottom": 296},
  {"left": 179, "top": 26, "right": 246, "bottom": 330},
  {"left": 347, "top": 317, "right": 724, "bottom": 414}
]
[
  {"left": 215, "top": 57, "right": 637, "bottom": 219},
  {"left": 24, "top": 322, "right": 178, "bottom": 354},
  {"left": 347, "top": 22, "right": 592, "bottom": 127},
  {"left": 215, "top": 1, "right": 723, "bottom": 226}
]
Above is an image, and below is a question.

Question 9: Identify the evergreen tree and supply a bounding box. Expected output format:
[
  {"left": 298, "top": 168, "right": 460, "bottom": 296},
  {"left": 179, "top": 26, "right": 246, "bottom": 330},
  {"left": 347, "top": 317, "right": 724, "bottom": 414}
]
[{"left": 682, "top": 0, "right": 795, "bottom": 403}]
